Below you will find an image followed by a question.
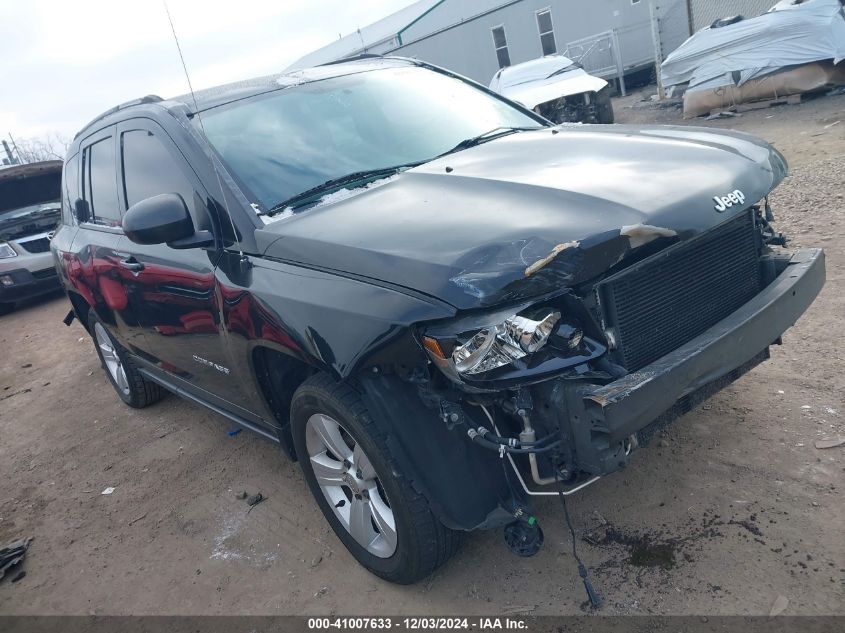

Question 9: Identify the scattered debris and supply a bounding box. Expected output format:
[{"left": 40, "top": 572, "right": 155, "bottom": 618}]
[
  {"left": 101, "top": 487, "right": 115, "bottom": 495},
  {"left": 20, "top": 363, "right": 32, "bottom": 369},
  {"left": 309, "top": 554, "right": 323, "bottom": 568},
  {"left": 769, "top": 594, "right": 789, "bottom": 616},
  {"left": 500, "top": 605, "right": 537, "bottom": 615},
  {"left": 128, "top": 512, "right": 147, "bottom": 526},
  {"left": 0, "top": 388, "right": 32, "bottom": 402},
  {"left": 0, "top": 537, "right": 32, "bottom": 582},
  {"left": 314, "top": 586, "right": 328, "bottom": 598},
  {"left": 235, "top": 491, "right": 248, "bottom": 500},
  {"left": 706, "top": 111, "right": 739, "bottom": 120},
  {"left": 814, "top": 437, "right": 845, "bottom": 449},
  {"left": 246, "top": 493, "right": 264, "bottom": 507},
  {"left": 227, "top": 428, "right": 242, "bottom": 437},
  {"left": 823, "top": 120, "right": 840, "bottom": 129}
]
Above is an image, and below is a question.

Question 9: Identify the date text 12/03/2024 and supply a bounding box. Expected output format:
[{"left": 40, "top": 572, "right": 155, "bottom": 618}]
[{"left": 307, "top": 617, "right": 529, "bottom": 630}]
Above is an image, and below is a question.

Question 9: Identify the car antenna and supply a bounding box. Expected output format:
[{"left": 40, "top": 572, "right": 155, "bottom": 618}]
[{"left": 162, "top": 0, "right": 247, "bottom": 265}]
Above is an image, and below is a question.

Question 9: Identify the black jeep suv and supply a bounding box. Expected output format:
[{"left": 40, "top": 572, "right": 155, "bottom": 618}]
[{"left": 53, "top": 57, "right": 824, "bottom": 584}]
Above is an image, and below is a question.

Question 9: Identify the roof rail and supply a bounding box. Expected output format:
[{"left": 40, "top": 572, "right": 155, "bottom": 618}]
[
  {"left": 74, "top": 95, "right": 164, "bottom": 140},
  {"left": 318, "top": 53, "right": 385, "bottom": 67}
]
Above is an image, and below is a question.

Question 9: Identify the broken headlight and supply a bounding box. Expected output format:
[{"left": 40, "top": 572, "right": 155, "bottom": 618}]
[
  {"left": 424, "top": 310, "right": 563, "bottom": 377},
  {"left": 0, "top": 242, "right": 17, "bottom": 259}
]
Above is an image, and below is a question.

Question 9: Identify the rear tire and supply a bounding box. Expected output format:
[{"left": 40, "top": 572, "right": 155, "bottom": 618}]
[
  {"left": 290, "top": 373, "right": 461, "bottom": 584},
  {"left": 88, "top": 312, "right": 165, "bottom": 408},
  {"left": 0, "top": 302, "right": 14, "bottom": 316}
]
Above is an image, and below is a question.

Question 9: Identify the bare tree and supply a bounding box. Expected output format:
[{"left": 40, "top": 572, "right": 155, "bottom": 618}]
[{"left": 10, "top": 133, "right": 71, "bottom": 163}]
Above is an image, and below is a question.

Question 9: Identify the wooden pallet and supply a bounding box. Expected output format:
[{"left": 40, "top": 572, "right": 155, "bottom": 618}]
[
  {"left": 733, "top": 93, "right": 802, "bottom": 113},
  {"left": 708, "top": 94, "right": 803, "bottom": 117}
]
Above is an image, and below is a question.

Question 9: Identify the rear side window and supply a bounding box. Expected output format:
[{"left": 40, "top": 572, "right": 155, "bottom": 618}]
[
  {"left": 121, "top": 130, "right": 196, "bottom": 213},
  {"left": 62, "top": 154, "right": 80, "bottom": 225},
  {"left": 83, "top": 137, "right": 121, "bottom": 227}
]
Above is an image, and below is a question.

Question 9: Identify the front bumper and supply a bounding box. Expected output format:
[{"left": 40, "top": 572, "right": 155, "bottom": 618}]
[
  {"left": 0, "top": 266, "right": 62, "bottom": 303},
  {"left": 566, "top": 248, "right": 825, "bottom": 475}
]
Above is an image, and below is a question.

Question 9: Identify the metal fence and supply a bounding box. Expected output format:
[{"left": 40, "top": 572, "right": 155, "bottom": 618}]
[
  {"left": 564, "top": 30, "right": 627, "bottom": 95},
  {"left": 685, "top": 0, "right": 780, "bottom": 33}
]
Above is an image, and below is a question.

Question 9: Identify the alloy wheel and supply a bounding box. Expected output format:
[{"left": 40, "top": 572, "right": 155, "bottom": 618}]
[
  {"left": 94, "top": 322, "right": 130, "bottom": 396},
  {"left": 305, "top": 413, "right": 397, "bottom": 558}
]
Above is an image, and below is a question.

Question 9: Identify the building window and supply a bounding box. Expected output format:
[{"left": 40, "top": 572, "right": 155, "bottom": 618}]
[
  {"left": 491, "top": 25, "right": 510, "bottom": 68},
  {"left": 536, "top": 9, "right": 557, "bottom": 56}
]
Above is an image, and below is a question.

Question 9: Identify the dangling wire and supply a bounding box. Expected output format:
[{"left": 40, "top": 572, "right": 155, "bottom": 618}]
[
  {"left": 557, "top": 476, "right": 602, "bottom": 609},
  {"left": 162, "top": 0, "right": 243, "bottom": 257}
]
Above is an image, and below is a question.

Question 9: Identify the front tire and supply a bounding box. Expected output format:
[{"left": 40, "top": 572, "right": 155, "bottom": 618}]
[
  {"left": 290, "top": 373, "right": 461, "bottom": 584},
  {"left": 88, "top": 312, "right": 164, "bottom": 408}
]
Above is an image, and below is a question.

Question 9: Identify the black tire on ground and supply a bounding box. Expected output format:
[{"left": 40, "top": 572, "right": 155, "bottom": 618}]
[
  {"left": 596, "top": 98, "right": 615, "bottom": 124},
  {"left": 0, "top": 302, "right": 14, "bottom": 316},
  {"left": 88, "top": 311, "right": 165, "bottom": 409},
  {"left": 290, "top": 373, "right": 462, "bottom": 584}
]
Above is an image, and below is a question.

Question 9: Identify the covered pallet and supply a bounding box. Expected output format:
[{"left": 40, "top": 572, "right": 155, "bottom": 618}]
[{"left": 660, "top": 0, "right": 845, "bottom": 117}]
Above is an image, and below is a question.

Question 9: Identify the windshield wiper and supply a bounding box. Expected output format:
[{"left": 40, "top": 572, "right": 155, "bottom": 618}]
[
  {"left": 436, "top": 126, "right": 543, "bottom": 158},
  {"left": 266, "top": 162, "right": 426, "bottom": 215}
]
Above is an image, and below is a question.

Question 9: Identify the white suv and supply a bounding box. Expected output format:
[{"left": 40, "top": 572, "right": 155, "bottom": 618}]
[{"left": 0, "top": 161, "right": 63, "bottom": 315}]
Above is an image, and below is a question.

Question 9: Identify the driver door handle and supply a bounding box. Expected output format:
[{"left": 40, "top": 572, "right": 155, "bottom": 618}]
[{"left": 119, "top": 256, "right": 145, "bottom": 272}]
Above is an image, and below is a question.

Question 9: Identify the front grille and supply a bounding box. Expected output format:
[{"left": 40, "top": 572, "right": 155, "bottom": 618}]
[
  {"left": 598, "top": 210, "right": 762, "bottom": 371},
  {"left": 19, "top": 237, "right": 51, "bottom": 253},
  {"left": 31, "top": 267, "right": 57, "bottom": 280}
]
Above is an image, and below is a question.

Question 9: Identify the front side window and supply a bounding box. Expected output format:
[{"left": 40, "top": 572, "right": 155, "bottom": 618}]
[
  {"left": 83, "top": 137, "right": 121, "bottom": 227},
  {"left": 491, "top": 26, "right": 511, "bottom": 69},
  {"left": 536, "top": 9, "right": 557, "bottom": 56},
  {"left": 199, "top": 66, "right": 540, "bottom": 212},
  {"left": 121, "top": 130, "right": 193, "bottom": 205}
]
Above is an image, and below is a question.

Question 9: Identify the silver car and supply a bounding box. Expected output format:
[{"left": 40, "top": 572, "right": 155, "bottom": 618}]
[{"left": 0, "top": 161, "right": 63, "bottom": 315}]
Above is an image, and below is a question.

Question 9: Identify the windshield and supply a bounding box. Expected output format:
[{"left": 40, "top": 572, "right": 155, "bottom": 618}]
[
  {"left": 0, "top": 202, "right": 61, "bottom": 241},
  {"left": 199, "top": 66, "right": 542, "bottom": 211}
]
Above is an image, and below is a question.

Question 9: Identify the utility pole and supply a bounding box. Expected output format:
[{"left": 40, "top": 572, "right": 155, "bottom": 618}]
[
  {"left": 649, "top": 0, "right": 666, "bottom": 100},
  {"left": 7, "top": 133, "right": 23, "bottom": 164}
]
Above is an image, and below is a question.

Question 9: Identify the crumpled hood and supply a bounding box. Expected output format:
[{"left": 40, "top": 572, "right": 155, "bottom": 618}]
[
  {"left": 499, "top": 68, "right": 608, "bottom": 109},
  {"left": 257, "top": 125, "right": 787, "bottom": 310}
]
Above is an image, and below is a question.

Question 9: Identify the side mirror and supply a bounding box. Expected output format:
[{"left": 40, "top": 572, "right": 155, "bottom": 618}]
[
  {"left": 74, "top": 198, "right": 90, "bottom": 223},
  {"left": 123, "top": 193, "right": 213, "bottom": 249}
]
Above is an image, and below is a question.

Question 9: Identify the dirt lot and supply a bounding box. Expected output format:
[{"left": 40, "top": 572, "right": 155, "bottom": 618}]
[{"left": 1, "top": 88, "right": 843, "bottom": 616}]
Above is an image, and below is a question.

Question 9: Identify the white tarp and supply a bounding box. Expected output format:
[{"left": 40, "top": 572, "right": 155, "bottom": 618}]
[{"left": 661, "top": 0, "right": 845, "bottom": 93}]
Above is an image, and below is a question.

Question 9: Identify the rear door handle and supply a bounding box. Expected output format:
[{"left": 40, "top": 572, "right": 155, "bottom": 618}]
[{"left": 119, "top": 256, "right": 145, "bottom": 272}]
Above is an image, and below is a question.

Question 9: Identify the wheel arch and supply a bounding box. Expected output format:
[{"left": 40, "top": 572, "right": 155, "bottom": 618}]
[{"left": 252, "top": 345, "right": 316, "bottom": 459}]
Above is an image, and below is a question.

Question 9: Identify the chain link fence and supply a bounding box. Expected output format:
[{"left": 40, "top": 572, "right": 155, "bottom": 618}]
[{"left": 683, "top": 0, "right": 780, "bottom": 38}]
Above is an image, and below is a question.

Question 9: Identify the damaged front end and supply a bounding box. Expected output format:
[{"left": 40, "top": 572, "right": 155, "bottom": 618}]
[
  {"left": 533, "top": 85, "right": 614, "bottom": 124},
  {"left": 359, "top": 201, "right": 823, "bottom": 533}
]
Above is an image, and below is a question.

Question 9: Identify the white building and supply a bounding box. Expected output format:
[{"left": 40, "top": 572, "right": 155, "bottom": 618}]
[{"left": 289, "top": 0, "right": 780, "bottom": 90}]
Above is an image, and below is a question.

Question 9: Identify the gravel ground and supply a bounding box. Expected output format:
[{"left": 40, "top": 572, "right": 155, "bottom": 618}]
[{"left": 0, "top": 88, "right": 843, "bottom": 616}]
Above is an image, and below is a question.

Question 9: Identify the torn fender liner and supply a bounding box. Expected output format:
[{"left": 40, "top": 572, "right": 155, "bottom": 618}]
[
  {"left": 0, "top": 537, "right": 32, "bottom": 582},
  {"left": 358, "top": 374, "right": 519, "bottom": 530}
]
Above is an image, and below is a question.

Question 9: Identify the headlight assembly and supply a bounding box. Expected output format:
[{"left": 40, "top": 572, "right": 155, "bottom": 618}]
[
  {"left": 0, "top": 242, "right": 17, "bottom": 259},
  {"left": 424, "top": 309, "right": 569, "bottom": 377}
]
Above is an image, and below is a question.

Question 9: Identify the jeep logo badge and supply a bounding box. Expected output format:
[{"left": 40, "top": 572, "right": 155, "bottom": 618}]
[{"left": 714, "top": 189, "right": 746, "bottom": 212}]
